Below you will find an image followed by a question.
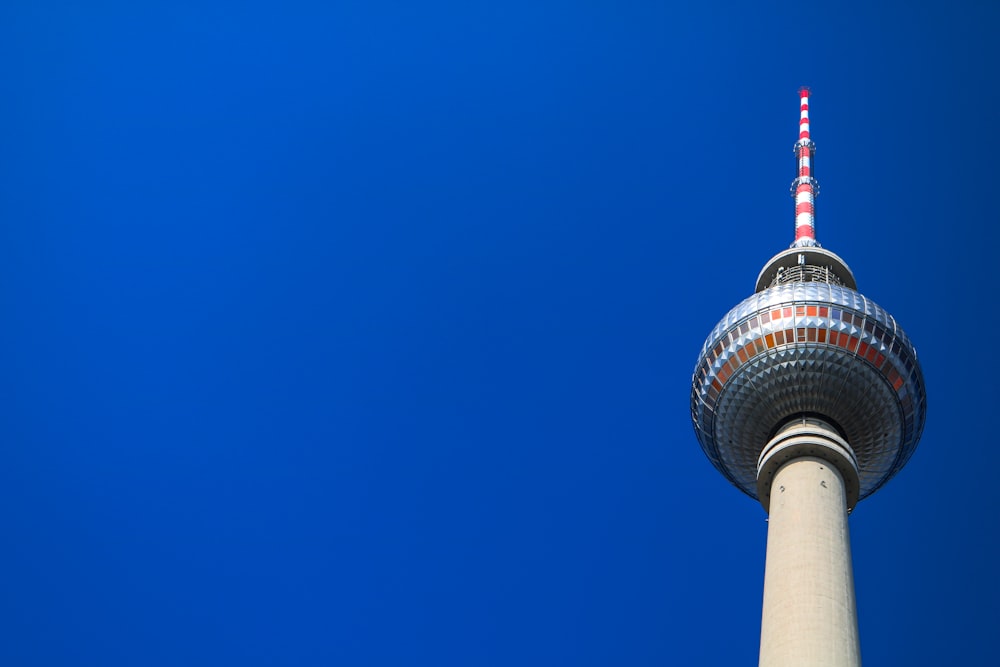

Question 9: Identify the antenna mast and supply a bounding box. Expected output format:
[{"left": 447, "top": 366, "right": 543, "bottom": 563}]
[{"left": 791, "top": 87, "right": 819, "bottom": 247}]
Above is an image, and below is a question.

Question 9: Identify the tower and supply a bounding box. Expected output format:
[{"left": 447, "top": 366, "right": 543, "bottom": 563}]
[{"left": 689, "top": 89, "right": 927, "bottom": 666}]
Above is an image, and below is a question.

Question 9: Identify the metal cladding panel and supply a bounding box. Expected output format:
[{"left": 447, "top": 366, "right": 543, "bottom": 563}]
[{"left": 691, "top": 282, "right": 926, "bottom": 501}]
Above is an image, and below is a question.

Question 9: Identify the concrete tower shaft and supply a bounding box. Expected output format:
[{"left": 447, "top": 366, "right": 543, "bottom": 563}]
[{"left": 758, "top": 422, "right": 861, "bottom": 667}]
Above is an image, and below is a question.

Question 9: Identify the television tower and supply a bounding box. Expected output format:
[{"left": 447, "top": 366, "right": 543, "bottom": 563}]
[{"left": 690, "top": 89, "right": 927, "bottom": 666}]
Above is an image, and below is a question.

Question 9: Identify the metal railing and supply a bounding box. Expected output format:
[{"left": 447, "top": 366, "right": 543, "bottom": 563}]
[{"left": 769, "top": 264, "right": 844, "bottom": 288}]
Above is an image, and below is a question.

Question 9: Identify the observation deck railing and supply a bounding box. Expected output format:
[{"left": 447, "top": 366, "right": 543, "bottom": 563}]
[{"left": 769, "top": 264, "right": 845, "bottom": 288}]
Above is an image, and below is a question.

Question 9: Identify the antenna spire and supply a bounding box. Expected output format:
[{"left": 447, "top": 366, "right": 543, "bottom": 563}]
[{"left": 791, "top": 87, "right": 819, "bottom": 247}]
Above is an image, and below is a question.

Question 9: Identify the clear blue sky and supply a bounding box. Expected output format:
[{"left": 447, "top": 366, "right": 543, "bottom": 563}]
[{"left": 1, "top": 1, "right": 997, "bottom": 665}]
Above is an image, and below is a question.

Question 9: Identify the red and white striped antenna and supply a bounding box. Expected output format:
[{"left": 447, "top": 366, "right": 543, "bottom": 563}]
[{"left": 791, "top": 87, "right": 819, "bottom": 247}]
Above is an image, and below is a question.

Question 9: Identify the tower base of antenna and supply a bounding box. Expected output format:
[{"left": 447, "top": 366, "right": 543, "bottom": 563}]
[{"left": 754, "top": 247, "right": 857, "bottom": 293}]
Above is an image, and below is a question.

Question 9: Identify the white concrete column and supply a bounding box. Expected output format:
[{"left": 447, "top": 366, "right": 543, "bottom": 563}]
[{"left": 756, "top": 419, "right": 861, "bottom": 667}]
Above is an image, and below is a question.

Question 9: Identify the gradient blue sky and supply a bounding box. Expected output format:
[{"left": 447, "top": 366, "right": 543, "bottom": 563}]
[{"left": 1, "top": 1, "right": 998, "bottom": 665}]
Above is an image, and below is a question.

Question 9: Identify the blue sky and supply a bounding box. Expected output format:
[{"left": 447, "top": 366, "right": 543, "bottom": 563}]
[{"left": 1, "top": 1, "right": 997, "bottom": 664}]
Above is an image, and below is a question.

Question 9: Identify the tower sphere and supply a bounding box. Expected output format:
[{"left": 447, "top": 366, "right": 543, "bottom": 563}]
[{"left": 690, "top": 255, "right": 926, "bottom": 503}]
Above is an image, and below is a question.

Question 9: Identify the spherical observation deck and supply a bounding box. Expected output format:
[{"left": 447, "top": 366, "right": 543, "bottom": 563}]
[{"left": 690, "top": 251, "right": 927, "bottom": 503}]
